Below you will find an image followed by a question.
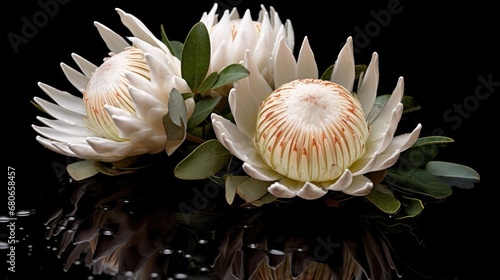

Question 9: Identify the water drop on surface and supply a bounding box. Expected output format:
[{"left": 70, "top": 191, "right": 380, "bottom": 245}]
[
  {"left": 161, "top": 248, "right": 173, "bottom": 255},
  {"left": 174, "top": 273, "right": 189, "bottom": 279},
  {"left": 150, "top": 272, "right": 159, "bottom": 278}
]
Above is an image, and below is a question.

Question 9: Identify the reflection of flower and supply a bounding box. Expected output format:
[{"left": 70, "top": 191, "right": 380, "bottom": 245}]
[
  {"left": 201, "top": 3, "right": 294, "bottom": 96},
  {"left": 211, "top": 37, "right": 422, "bottom": 200},
  {"left": 32, "top": 8, "right": 194, "bottom": 162},
  {"left": 44, "top": 172, "right": 403, "bottom": 280}
]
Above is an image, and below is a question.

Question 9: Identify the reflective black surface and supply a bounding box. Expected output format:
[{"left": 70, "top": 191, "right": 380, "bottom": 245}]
[{"left": 4, "top": 1, "right": 498, "bottom": 279}]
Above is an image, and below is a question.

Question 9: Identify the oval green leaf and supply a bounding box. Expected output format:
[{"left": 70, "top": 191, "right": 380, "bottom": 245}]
[
  {"left": 181, "top": 22, "right": 210, "bottom": 93},
  {"left": 187, "top": 96, "right": 222, "bottom": 129},
  {"left": 174, "top": 139, "right": 231, "bottom": 180},
  {"left": 211, "top": 64, "right": 250, "bottom": 89},
  {"left": 365, "top": 185, "right": 401, "bottom": 214},
  {"left": 425, "top": 161, "right": 480, "bottom": 189},
  {"left": 386, "top": 168, "right": 453, "bottom": 199}
]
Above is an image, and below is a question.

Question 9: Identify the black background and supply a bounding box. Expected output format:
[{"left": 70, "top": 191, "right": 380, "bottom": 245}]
[{"left": 3, "top": 0, "right": 499, "bottom": 279}]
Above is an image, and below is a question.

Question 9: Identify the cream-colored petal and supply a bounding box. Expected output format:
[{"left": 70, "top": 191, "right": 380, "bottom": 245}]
[
  {"left": 68, "top": 141, "right": 132, "bottom": 162},
  {"left": 296, "top": 37, "right": 318, "bottom": 79},
  {"left": 365, "top": 103, "right": 403, "bottom": 157},
  {"left": 342, "top": 175, "right": 373, "bottom": 196},
  {"left": 326, "top": 169, "right": 353, "bottom": 191},
  {"left": 94, "top": 21, "right": 130, "bottom": 54},
  {"left": 32, "top": 125, "right": 88, "bottom": 144},
  {"left": 36, "top": 117, "right": 92, "bottom": 136},
  {"left": 35, "top": 136, "right": 77, "bottom": 157},
  {"left": 242, "top": 162, "right": 283, "bottom": 181},
  {"left": 273, "top": 37, "right": 297, "bottom": 87},
  {"left": 115, "top": 8, "right": 171, "bottom": 55},
  {"left": 349, "top": 156, "right": 378, "bottom": 176},
  {"left": 33, "top": 97, "right": 85, "bottom": 126},
  {"left": 330, "top": 36, "right": 355, "bottom": 92},
  {"left": 86, "top": 137, "right": 149, "bottom": 157},
  {"left": 37, "top": 82, "right": 86, "bottom": 115},
  {"left": 211, "top": 114, "right": 266, "bottom": 168},
  {"left": 370, "top": 77, "right": 404, "bottom": 126},
  {"left": 71, "top": 53, "right": 98, "bottom": 79},
  {"left": 268, "top": 178, "right": 299, "bottom": 198},
  {"left": 356, "top": 52, "right": 379, "bottom": 114},
  {"left": 127, "top": 86, "right": 167, "bottom": 124},
  {"left": 60, "top": 63, "right": 89, "bottom": 93},
  {"left": 296, "top": 182, "right": 328, "bottom": 200},
  {"left": 229, "top": 53, "right": 271, "bottom": 138}
]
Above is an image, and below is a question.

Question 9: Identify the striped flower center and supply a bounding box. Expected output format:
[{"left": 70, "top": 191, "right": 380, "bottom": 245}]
[
  {"left": 254, "top": 79, "right": 369, "bottom": 182},
  {"left": 83, "top": 47, "right": 150, "bottom": 141}
]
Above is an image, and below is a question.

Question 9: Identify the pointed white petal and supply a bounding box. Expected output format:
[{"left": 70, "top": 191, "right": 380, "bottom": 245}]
[
  {"left": 127, "top": 86, "right": 167, "bottom": 123},
  {"left": 71, "top": 53, "right": 98, "bottom": 78},
  {"left": 365, "top": 103, "right": 403, "bottom": 157},
  {"left": 371, "top": 77, "right": 404, "bottom": 125},
  {"left": 296, "top": 37, "right": 318, "bottom": 79},
  {"left": 242, "top": 162, "right": 282, "bottom": 181},
  {"left": 36, "top": 117, "right": 91, "bottom": 135},
  {"left": 37, "top": 82, "right": 86, "bottom": 115},
  {"left": 331, "top": 37, "right": 355, "bottom": 92},
  {"left": 342, "top": 175, "right": 373, "bottom": 196},
  {"left": 60, "top": 63, "right": 89, "bottom": 93},
  {"left": 32, "top": 125, "right": 87, "bottom": 144},
  {"left": 268, "top": 178, "right": 298, "bottom": 198},
  {"left": 35, "top": 136, "right": 77, "bottom": 158},
  {"left": 211, "top": 114, "right": 267, "bottom": 168},
  {"left": 94, "top": 21, "right": 129, "bottom": 54},
  {"left": 327, "top": 169, "right": 353, "bottom": 191},
  {"left": 115, "top": 8, "right": 170, "bottom": 54},
  {"left": 296, "top": 182, "right": 327, "bottom": 200},
  {"left": 357, "top": 52, "right": 379, "bottom": 114},
  {"left": 68, "top": 141, "right": 128, "bottom": 162},
  {"left": 33, "top": 97, "right": 85, "bottom": 126},
  {"left": 273, "top": 37, "right": 297, "bottom": 87}
]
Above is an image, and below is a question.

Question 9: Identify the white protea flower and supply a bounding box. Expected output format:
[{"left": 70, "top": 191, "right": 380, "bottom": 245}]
[
  {"left": 211, "top": 36, "right": 422, "bottom": 200},
  {"left": 200, "top": 3, "right": 294, "bottom": 95},
  {"left": 32, "top": 8, "right": 195, "bottom": 163}
]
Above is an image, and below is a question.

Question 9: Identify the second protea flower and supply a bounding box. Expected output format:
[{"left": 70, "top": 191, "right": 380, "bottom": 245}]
[
  {"left": 32, "top": 8, "right": 194, "bottom": 163},
  {"left": 211, "top": 36, "right": 422, "bottom": 200}
]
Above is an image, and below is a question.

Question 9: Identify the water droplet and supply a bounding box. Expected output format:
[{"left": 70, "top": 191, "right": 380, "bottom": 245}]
[
  {"left": 174, "top": 273, "right": 189, "bottom": 279},
  {"left": 150, "top": 272, "right": 159, "bottom": 278},
  {"left": 197, "top": 239, "right": 209, "bottom": 244},
  {"left": 183, "top": 253, "right": 192, "bottom": 258},
  {"left": 294, "top": 246, "right": 307, "bottom": 252},
  {"left": 268, "top": 249, "right": 285, "bottom": 255},
  {"left": 247, "top": 243, "right": 258, "bottom": 249},
  {"left": 160, "top": 248, "right": 173, "bottom": 255},
  {"left": 0, "top": 216, "right": 14, "bottom": 223},
  {"left": 66, "top": 215, "right": 76, "bottom": 221},
  {"left": 100, "top": 205, "right": 111, "bottom": 211},
  {"left": 101, "top": 229, "right": 113, "bottom": 236},
  {"left": 123, "top": 271, "right": 135, "bottom": 277},
  {"left": 199, "top": 266, "right": 210, "bottom": 272},
  {"left": 16, "top": 209, "right": 36, "bottom": 216}
]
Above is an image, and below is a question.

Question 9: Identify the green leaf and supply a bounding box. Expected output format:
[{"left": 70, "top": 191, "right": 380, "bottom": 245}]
[
  {"left": 66, "top": 160, "right": 99, "bottom": 181},
  {"left": 320, "top": 64, "right": 334, "bottom": 80},
  {"left": 167, "top": 88, "right": 188, "bottom": 127},
  {"left": 250, "top": 192, "right": 278, "bottom": 207},
  {"left": 162, "top": 89, "right": 189, "bottom": 155},
  {"left": 211, "top": 64, "right": 250, "bottom": 89},
  {"left": 386, "top": 168, "right": 452, "bottom": 199},
  {"left": 365, "top": 184, "right": 401, "bottom": 214},
  {"left": 160, "top": 24, "right": 176, "bottom": 58},
  {"left": 319, "top": 64, "right": 367, "bottom": 81},
  {"left": 411, "top": 136, "right": 454, "bottom": 148},
  {"left": 401, "top": 95, "right": 421, "bottom": 113},
  {"left": 181, "top": 22, "right": 211, "bottom": 93},
  {"left": 425, "top": 161, "right": 480, "bottom": 189},
  {"left": 396, "top": 197, "right": 424, "bottom": 219},
  {"left": 197, "top": 72, "right": 218, "bottom": 94},
  {"left": 174, "top": 139, "right": 231, "bottom": 180},
  {"left": 187, "top": 96, "right": 222, "bottom": 129},
  {"left": 236, "top": 177, "right": 271, "bottom": 203}
]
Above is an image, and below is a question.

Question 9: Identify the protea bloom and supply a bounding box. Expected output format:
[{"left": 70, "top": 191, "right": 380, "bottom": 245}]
[
  {"left": 211, "top": 36, "right": 422, "bottom": 200},
  {"left": 32, "top": 8, "right": 194, "bottom": 162},
  {"left": 200, "top": 3, "right": 294, "bottom": 95}
]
